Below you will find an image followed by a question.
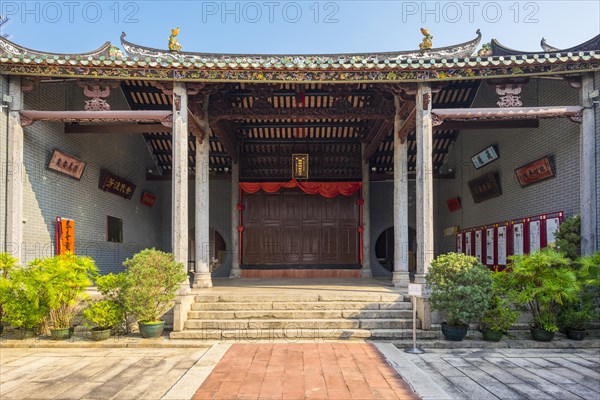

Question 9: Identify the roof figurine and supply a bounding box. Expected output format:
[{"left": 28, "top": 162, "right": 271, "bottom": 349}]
[
  {"left": 168, "top": 27, "right": 182, "bottom": 52},
  {"left": 419, "top": 28, "right": 433, "bottom": 51}
]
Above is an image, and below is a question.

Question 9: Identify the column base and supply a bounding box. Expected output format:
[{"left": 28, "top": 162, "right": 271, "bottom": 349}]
[
  {"left": 360, "top": 267, "right": 372, "bottom": 278},
  {"left": 177, "top": 281, "right": 192, "bottom": 296},
  {"left": 414, "top": 274, "right": 426, "bottom": 284},
  {"left": 192, "top": 272, "right": 213, "bottom": 288},
  {"left": 229, "top": 266, "right": 241, "bottom": 278},
  {"left": 392, "top": 271, "right": 410, "bottom": 289}
]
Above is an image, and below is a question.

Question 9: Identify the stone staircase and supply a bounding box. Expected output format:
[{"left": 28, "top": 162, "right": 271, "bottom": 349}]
[{"left": 170, "top": 291, "right": 421, "bottom": 341}]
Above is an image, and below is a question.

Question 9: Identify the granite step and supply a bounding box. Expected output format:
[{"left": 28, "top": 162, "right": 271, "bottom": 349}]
[
  {"left": 190, "top": 301, "right": 411, "bottom": 311},
  {"left": 184, "top": 318, "right": 415, "bottom": 330},
  {"left": 187, "top": 309, "right": 413, "bottom": 320},
  {"left": 170, "top": 328, "right": 374, "bottom": 340},
  {"left": 193, "top": 293, "right": 406, "bottom": 303}
]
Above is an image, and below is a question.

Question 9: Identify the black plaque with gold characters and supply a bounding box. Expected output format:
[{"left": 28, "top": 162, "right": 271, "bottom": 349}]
[{"left": 292, "top": 154, "right": 309, "bottom": 180}]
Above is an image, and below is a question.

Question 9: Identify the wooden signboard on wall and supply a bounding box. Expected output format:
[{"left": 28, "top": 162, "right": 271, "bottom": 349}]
[
  {"left": 55, "top": 217, "right": 75, "bottom": 255},
  {"left": 468, "top": 172, "right": 502, "bottom": 203},
  {"left": 99, "top": 170, "right": 136, "bottom": 200},
  {"left": 515, "top": 156, "right": 555, "bottom": 187}
]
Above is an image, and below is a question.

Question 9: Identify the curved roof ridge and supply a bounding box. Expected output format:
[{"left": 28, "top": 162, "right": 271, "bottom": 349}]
[
  {"left": 0, "top": 36, "right": 113, "bottom": 59},
  {"left": 491, "top": 34, "right": 600, "bottom": 56},
  {"left": 120, "top": 30, "right": 482, "bottom": 62}
]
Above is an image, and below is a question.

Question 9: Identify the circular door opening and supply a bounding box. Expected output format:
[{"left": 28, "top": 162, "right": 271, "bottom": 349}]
[{"left": 375, "top": 227, "right": 416, "bottom": 273}]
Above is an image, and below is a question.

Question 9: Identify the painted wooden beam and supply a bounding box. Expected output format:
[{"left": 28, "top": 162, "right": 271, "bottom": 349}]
[{"left": 431, "top": 106, "right": 583, "bottom": 124}]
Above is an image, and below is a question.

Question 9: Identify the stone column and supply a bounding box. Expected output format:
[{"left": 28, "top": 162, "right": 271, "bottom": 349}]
[
  {"left": 6, "top": 76, "right": 24, "bottom": 262},
  {"left": 392, "top": 95, "right": 410, "bottom": 289},
  {"left": 229, "top": 161, "right": 241, "bottom": 278},
  {"left": 193, "top": 133, "right": 212, "bottom": 288},
  {"left": 580, "top": 72, "right": 597, "bottom": 255},
  {"left": 172, "top": 82, "right": 191, "bottom": 294},
  {"left": 415, "top": 82, "right": 434, "bottom": 284},
  {"left": 360, "top": 143, "right": 372, "bottom": 278}
]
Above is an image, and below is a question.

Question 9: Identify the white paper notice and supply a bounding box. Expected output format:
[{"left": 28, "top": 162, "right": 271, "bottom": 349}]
[
  {"left": 457, "top": 233, "right": 463, "bottom": 254},
  {"left": 465, "top": 232, "right": 472, "bottom": 256},
  {"left": 546, "top": 218, "right": 560, "bottom": 246},
  {"left": 486, "top": 228, "right": 494, "bottom": 265},
  {"left": 497, "top": 226, "right": 507, "bottom": 265},
  {"left": 513, "top": 223, "right": 524, "bottom": 255},
  {"left": 530, "top": 220, "right": 541, "bottom": 253},
  {"left": 475, "top": 230, "right": 482, "bottom": 262}
]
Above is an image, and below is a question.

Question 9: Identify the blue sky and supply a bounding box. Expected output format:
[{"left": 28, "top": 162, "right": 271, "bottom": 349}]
[{"left": 1, "top": 1, "right": 599, "bottom": 54}]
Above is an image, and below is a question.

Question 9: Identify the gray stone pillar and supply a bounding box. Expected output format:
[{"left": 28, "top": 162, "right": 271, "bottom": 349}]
[
  {"left": 172, "top": 82, "right": 191, "bottom": 294},
  {"left": 193, "top": 134, "right": 212, "bottom": 288},
  {"left": 415, "top": 83, "right": 434, "bottom": 284},
  {"left": 580, "top": 72, "right": 597, "bottom": 255},
  {"left": 361, "top": 143, "right": 372, "bottom": 278},
  {"left": 6, "top": 76, "right": 23, "bottom": 262},
  {"left": 229, "top": 162, "right": 241, "bottom": 278},
  {"left": 392, "top": 95, "right": 410, "bottom": 289}
]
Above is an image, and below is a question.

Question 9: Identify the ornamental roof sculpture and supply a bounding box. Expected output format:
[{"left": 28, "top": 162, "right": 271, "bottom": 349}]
[
  {"left": 0, "top": 36, "right": 114, "bottom": 59},
  {"left": 491, "top": 34, "right": 600, "bottom": 56},
  {"left": 120, "top": 30, "right": 482, "bottom": 64}
]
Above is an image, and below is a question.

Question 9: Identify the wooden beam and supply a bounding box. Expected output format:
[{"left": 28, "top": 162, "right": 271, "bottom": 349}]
[
  {"left": 212, "top": 121, "right": 239, "bottom": 163},
  {"left": 438, "top": 119, "right": 539, "bottom": 130},
  {"left": 20, "top": 110, "right": 172, "bottom": 126},
  {"left": 432, "top": 106, "right": 583, "bottom": 124},
  {"left": 397, "top": 107, "right": 416, "bottom": 140},
  {"left": 363, "top": 120, "right": 392, "bottom": 162},
  {"left": 65, "top": 123, "right": 170, "bottom": 134}
]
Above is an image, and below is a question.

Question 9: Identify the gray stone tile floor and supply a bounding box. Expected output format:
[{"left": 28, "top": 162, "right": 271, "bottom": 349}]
[{"left": 1, "top": 345, "right": 599, "bottom": 399}]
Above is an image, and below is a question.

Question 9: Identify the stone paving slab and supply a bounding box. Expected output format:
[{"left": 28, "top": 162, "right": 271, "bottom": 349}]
[{"left": 391, "top": 347, "right": 600, "bottom": 400}]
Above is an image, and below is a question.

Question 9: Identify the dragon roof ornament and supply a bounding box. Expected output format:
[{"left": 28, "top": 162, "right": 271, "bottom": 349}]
[{"left": 120, "top": 30, "right": 482, "bottom": 64}]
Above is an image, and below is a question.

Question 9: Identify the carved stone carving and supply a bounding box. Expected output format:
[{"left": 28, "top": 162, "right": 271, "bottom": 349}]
[
  {"left": 78, "top": 80, "right": 119, "bottom": 111},
  {"left": 496, "top": 84, "right": 523, "bottom": 107}
]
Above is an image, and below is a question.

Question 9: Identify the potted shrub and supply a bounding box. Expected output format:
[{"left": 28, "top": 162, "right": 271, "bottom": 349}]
[
  {"left": 0, "top": 265, "right": 47, "bottom": 339},
  {"left": 560, "top": 306, "right": 596, "bottom": 341},
  {"left": 83, "top": 300, "right": 123, "bottom": 341},
  {"left": 31, "top": 253, "right": 98, "bottom": 340},
  {"left": 505, "top": 248, "right": 580, "bottom": 342},
  {"left": 122, "top": 248, "right": 187, "bottom": 338},
  {"left": 426, "top": 253, "right": 493, "bottom": 341},
  {"left": 95, "top": 273, "right": 132, "bottom": 334},
  {"left": 480, "top": 296, "right": 519, "bottom": 342},
  {"left": 0, "top": 253, "right": 18, "bottom": 335}
]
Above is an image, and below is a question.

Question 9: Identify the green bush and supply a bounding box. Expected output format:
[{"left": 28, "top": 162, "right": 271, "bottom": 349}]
[
  {"left": 95, "top": 273, "right": 133, "bottom": 333},
  {"left": 121, "top": 248, "right": 187, "bottom": 323},
  {"left": 555, "top": 215, "right": 581, "bottom": 260},
  {"left": 505, "top": 248, "right": 580, "bottom": 332},
  {"left": 577, "top": 252, "right": 600, "bottom": 304},
  {"left": 426, "top": 253, "right": 493, "bottom": 326},
  {"left": 0, "top": 264, "right": 47, "bottom": 330},
  {"left": 0, "top": 253, "right": 18, "bottom": 324},
  {"left": 30, "top": 253, "right": 98, "bottom": 329},
  {"left": 480, "top": 273, "right": 519, "bottom": 332},
  {"left": 83, "top": 300, "right": 123, "bottom": 330}
]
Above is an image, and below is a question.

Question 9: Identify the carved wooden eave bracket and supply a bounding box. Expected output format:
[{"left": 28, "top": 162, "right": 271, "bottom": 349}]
[
  {"left": 18, "top": 110, "right": 173, "bottom": 127},
  {"left": 431, "top": 106, "right": 584, "bottom": 126}
]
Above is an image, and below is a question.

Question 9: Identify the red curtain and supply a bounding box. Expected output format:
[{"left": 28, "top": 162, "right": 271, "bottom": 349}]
[{"left": 239, "top": 180, "right": 362, "bottom": 198}]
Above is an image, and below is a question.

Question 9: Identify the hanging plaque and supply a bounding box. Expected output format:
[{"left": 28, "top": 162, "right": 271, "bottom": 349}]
[
  {"left": 292, "top": 154, "right": 309, "bottom": 179},
  {"left": 497, "top": 225, "right": 508, "bottom": 266},
  {"left": 55, "top": 217, "right": 75, "bottom": 255},
  {"left": 513, "top": 222, "right": 524, "bottom": 255},
  {"left": 99, "top": 169, "right": 136, "bottom": 200}
]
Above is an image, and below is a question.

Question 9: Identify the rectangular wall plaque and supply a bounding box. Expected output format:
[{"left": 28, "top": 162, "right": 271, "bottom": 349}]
[
  {"left": 292, "top": 154, "right": 309, "bottom": 179},
  {"left": 47, "top": 149, "right": 86, "bottom": 180},
  {"left": 99, "top": 170, "right": 136, "bottom": 199},
  {"left": 468, "top": 172, "right": 502, "bottom": 203},
  {"left": 471, "top": 145, "right": 499, "bottom": 169},
  {"left": 515, "top": 156, "right": 555, "bottom": 187},
  {"left": 141, "top": 191, "right": 156, "bottom": 207}
]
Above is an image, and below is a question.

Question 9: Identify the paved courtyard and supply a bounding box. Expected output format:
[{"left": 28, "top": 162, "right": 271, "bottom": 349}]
[{"left": 0, "top": 344, "right": 599, "bottom": 399}]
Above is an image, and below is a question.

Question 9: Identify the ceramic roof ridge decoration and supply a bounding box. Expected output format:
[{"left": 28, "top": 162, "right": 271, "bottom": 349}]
[
  {"left": 491, "top": 34, "right": 600, "bottom": 56},
  {"left": 0, "top": 35, "right": 113, "bottom": 59},
  {"left": 120, "top": 30, "right": 482, "bottom": 63}
]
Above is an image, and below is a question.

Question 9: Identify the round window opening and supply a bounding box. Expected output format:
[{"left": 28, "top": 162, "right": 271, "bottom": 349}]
[{"left": 375, "top": 227, "right": 417, "bottom": 273}]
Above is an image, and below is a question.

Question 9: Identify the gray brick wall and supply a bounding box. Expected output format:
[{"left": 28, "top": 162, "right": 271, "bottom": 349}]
[
  {"left": 437, "top": 78, "right": 581, "bottom": 253},
  {"left": 18, "top": 81, "right": 165, "bottom": 274},
  {"left": 595, "top": 72, "right": 600, "bottom": 251},
  {"left": 0, "top": 75, "right": 7, "bottom": 252}
]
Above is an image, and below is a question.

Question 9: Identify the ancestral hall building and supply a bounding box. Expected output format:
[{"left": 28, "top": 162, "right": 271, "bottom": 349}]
[{"left": 0, "top": 32, "right": 599, "bottom": 327}]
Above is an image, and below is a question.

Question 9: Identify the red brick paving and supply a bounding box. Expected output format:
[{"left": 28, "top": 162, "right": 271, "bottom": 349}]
[{"left": 192, "top": 343, "right": 420, "bottom": 400}]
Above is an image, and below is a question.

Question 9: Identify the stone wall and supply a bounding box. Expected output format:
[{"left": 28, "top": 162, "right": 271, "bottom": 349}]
[
  {"left": 0, "top": 75, "right": 8, "bottom": 252},
  {"left": 436, "top": 78, "right": 581, "bottom": 254}
]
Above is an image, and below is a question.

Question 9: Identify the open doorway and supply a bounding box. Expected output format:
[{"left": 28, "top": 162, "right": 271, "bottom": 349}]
[{"left": 375, "top": 227, "right": 417, "bottom": 276}]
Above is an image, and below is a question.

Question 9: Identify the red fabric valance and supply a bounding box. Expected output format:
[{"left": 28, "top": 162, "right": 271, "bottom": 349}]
[{"left": 239, "top": 180, "right": 362, "bottom": 198}]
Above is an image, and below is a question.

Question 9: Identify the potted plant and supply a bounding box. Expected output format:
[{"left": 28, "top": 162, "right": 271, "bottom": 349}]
[
  {"left": 0, "top": 253, "right": 18, "bottom": 335},
  {"left": 31, "top": 253, "right": 98, "bottom": 340},
  {"left": 505, "top": 248, "right": 580, "bottom": 342},
  {"left": 122, "top": 248, "right": 187, "bottom": 338},
  {"left": 94, "top": 273, "right": 132, "bottom": 334},
  {"left": 426, "top": 253, "right": 493, "bottom": 341},
  {"left": 480, "top": 296, "right": 519, "bottom": 342},
  {"left": 83, "top": 300, "right": 123, "bottom": 341}
]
